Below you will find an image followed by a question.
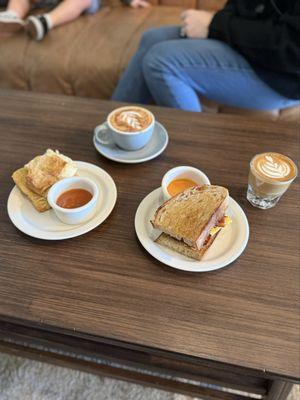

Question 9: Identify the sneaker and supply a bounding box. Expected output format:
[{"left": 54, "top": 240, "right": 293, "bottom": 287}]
[
  {"left": 0, "top": 11, "right": 25, "bottom": 35},
  {"left": 26, "top": 15, "right": 49, "bottom": 41}
]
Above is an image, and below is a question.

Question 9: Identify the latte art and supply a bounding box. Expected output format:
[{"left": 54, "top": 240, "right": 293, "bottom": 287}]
[
  {"left": 119, "top": 111, "right": 143, "bottom": 130},
  {"left": 257, "top": 155, "right": 291, "bottom": 179},
  {"left": 109, "top": 106, "right": 153, "bottom": 133},
  {"left": 251, "top": 152, "right": 297, "bottom": 183},
  {"left": 248, "top": 152, "right": 297, "bottom": 208}
]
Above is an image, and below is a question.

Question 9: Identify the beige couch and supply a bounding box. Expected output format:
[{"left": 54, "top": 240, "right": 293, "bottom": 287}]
[{"left": 0, "top": 0, "right": 299, "bottom": 122}]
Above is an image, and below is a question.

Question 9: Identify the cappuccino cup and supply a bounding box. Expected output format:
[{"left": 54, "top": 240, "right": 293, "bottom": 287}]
[
  {"left": 247, "top": 152, "right": 297, "bottom": 209},
  {"left": 95, "top": 106, "right": 155, "bottom": 151}
]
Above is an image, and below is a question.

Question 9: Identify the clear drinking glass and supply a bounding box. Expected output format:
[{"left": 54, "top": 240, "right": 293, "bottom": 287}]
[{"left": 247, "top": 153, "right": 297, "bottom": 209}]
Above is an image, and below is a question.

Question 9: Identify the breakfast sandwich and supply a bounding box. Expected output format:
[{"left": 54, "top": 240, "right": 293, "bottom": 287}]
[
  {"left": 151, "top": 185, "right": 231, "bottom": 260},
  {"left": 12, "top": 149, "right": 77, "bottom": 212}
]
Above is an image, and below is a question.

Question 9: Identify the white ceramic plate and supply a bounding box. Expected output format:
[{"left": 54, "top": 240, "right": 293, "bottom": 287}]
[
  {"left": 135, "top": 188, "right": 249, "bottom": 272},
  {"left": 7, "top": 161, "right": 117, "bottom": 240},
  {"left": 93, "top": 121, "right": 168, "bottom": 164}
]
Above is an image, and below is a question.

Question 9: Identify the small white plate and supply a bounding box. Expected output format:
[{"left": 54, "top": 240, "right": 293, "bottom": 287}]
[
  {"left": 7, "top": 161, "right": 117, "bottom": 240},
  {"left": 135, "top": 188, "right": 249, "bottom": 272},
  {"left": 93, "top": 121, "right": 168, "bottom": 164}
]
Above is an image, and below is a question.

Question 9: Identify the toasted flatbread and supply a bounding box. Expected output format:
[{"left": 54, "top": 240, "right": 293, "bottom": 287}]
[
  {"left": 151, "top": 185, "right": 228, "bottom": 249},
  {"left": 155, "top": 231, "right": 219, "bottom": 261},
  {"left": 12, "top": 167, "right": 50, "bottom": 213}
]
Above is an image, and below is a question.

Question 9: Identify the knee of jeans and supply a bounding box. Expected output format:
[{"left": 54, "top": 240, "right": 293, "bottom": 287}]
[
  {"left": 142, "top": 43, "right": 171, "bottom": 77},
  {"left": 140, "top": 27, "right": 170, "bottom": 51},
  {"left": 140, "top": 29, "right": 159, "bottom": 50},
  {"left": 142, "top": 48, "right": 160, "bottom": 78}
]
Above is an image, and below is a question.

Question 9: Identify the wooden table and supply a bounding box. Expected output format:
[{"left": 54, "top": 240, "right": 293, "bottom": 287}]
[{"left": 0, "top": 90, "right": 299, "bottom": 400}]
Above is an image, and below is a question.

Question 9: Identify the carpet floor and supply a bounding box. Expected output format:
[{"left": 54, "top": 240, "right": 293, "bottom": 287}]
[{"left": 0, "top": 352, "right": 299, "bottom": 400}]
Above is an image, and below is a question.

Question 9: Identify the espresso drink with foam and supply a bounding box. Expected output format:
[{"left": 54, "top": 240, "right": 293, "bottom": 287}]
[
  {"left": 109, "top": 107, "right": 153, "bottom": 133},
  {"left": 247, "top": 152, "right": 297, "bottom": 209}
]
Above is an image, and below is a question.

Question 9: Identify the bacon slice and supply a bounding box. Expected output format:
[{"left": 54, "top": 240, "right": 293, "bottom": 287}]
[{"left": 195, "top": 198, "right": 229, "bottom": 249}]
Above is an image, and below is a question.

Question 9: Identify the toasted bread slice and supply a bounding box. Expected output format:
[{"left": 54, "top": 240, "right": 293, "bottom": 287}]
[
  {"left": 12, "top": 167, "right": 50, "bottom": 213},
  {"left": 151, "top": 185, "right": 228, "bottom": 250},
  {"left": 155, "top": 231, "right": 219, "bottom": 261}
]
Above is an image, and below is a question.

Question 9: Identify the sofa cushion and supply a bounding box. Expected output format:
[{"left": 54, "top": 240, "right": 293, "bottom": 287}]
[
  {"left": 0, "top": 32, "right": 30, "bottom": 91},
  {"left": 0, "top": 0, "right": 225, "bottom": 97},
  {"left": 0, "top": 4, "right": 183, "bottom": 98}
]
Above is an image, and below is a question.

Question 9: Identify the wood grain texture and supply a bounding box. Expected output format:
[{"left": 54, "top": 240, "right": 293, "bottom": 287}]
[{"left": 0, "top": 90, "right": 299, "bottom": 381}]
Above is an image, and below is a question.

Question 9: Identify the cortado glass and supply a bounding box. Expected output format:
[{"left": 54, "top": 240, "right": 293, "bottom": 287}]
[{"left": 247, "top": 152, "right": 297, "bottom": 209}]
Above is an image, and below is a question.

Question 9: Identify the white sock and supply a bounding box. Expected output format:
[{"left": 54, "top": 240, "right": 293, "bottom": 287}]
[
  {"left": 43, "top": 13, "right": 53, "bottom": 30},
  {"left": 1, "top": 10, "right": 21, "bottom": 19}
]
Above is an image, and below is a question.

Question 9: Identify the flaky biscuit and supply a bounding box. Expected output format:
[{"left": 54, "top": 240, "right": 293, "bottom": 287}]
[{"left": 25, "top": 154, "right": 67, "bottom": 196}]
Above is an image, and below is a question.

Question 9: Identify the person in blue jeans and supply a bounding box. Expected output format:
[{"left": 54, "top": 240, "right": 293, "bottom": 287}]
[{"left": 112, "top": 0, "right": 300, "bottom": 112}]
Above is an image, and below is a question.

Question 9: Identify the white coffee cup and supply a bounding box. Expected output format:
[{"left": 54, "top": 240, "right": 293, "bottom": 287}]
[{"left": 95, "top": 106, "right": 155, "bottom": 151}]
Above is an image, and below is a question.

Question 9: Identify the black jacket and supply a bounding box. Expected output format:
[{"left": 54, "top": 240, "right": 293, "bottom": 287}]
[{"left": 208, "top": 0, "right": 300, "bottom": 100}]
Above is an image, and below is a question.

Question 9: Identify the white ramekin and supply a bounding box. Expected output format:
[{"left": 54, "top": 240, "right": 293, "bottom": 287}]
[
  {"left": 47, "top": 177, "right": 99, "bottom": 225},
  {"left": 161, "top": 166, "right": 210, "bottom": 201}
]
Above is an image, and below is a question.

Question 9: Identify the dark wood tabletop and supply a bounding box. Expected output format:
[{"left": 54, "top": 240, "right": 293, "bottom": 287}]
[{"left": 0, "top": 90, "right": 299, "bottom": 381}]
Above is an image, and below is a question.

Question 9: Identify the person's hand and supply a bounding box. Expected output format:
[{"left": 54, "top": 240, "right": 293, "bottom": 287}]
[
  {"left": 130, "top": 0, "right": 150, "bottom": 8},
  {"left": 180, "top": 10, "right": 214, "bottom": 39}
]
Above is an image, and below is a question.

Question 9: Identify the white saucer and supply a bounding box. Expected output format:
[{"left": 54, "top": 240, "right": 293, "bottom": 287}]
[
  {"left": 135, "top": 188, "right": 249, "bottom": 272},
  {"left": 7, "top": 161, "right": 117, "bottom": 240},
  {"left": 93, "top": 121, "right": 168, "bottom": 164}
]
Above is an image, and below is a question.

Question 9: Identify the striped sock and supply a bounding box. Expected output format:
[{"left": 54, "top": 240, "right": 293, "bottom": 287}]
[{"left": 43, "top": 13, "right": 53, "bottom": 30}]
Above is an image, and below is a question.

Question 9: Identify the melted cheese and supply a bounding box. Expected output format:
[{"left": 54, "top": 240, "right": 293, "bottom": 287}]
[{"left": 209, "top": 215, "right": 231, "bottom": 236}]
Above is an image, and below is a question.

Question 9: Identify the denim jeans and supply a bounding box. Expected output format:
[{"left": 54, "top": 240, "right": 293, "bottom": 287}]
[
  {"left": 86, "top": 0, "right": 100, "bottom": 14},
  {"left": 112, "top": 26, "right": 300, "bottom": 112}
]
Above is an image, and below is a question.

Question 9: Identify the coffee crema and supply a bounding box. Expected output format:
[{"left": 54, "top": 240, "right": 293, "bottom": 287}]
[
  {"left": 251, "top": 152, "right": 297, "bottom": 183},
  {"left": 109, "top": 107, "right": 153, "bottom": 133}
]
